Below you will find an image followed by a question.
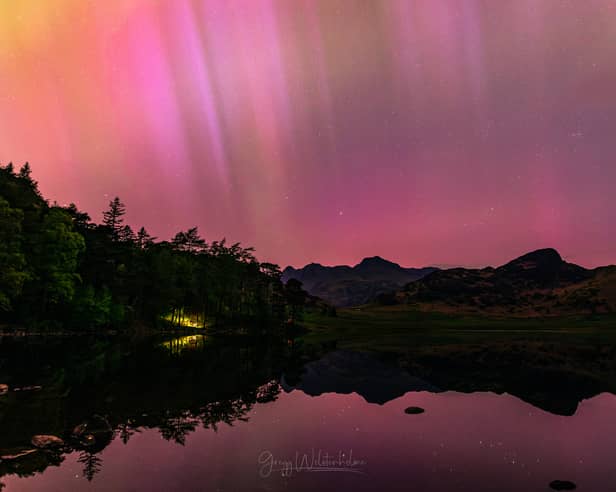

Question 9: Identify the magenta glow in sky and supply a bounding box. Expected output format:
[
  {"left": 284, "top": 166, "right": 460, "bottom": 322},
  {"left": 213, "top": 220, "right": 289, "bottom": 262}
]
[{"left": 1, "top": 1, "right": 615, "bottom": 268}]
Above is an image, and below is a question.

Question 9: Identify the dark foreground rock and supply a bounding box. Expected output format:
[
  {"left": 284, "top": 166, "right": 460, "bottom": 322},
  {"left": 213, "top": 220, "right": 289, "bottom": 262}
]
[
  {"left": 12, "top": 385, "right": 43, "bottom": 393},
  {"left": 550, "top": 480, "right": 577, "bottom": 490},
  {"left": 0, "top": 448, "right": 38, "bottom": 461},
  {"left": 31, "top": 435, "right": 64, "bottom": 449},
  {"left": 72, "top": 415, "right": 113, "bottom": 450},
  {"left": 404, "top": 406, "right": 425, "bottom": 415}
]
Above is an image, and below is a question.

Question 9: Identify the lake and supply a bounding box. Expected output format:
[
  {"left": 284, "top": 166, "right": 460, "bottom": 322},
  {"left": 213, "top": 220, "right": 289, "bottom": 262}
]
[{"left": 1, "top": 334, "right": 614, "bottom": 491}]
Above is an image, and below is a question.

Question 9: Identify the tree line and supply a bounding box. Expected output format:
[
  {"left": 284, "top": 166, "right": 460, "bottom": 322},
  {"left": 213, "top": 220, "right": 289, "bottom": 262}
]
[{"left": 0, "top": 162, "right": 307, "bottom": 331}]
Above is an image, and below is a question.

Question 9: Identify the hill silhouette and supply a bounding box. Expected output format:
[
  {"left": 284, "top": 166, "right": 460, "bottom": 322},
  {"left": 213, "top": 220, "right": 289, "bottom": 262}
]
[
  {"left": 282, "top": 257, "right": 437, "bottom": 307},
  {"left": 393, "top": 248, "right": 616, "bottom": 316}
]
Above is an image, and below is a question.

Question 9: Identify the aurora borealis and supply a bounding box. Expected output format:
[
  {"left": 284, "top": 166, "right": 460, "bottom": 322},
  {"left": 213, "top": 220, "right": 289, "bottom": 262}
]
[{"left": 1, "top": 1, "right": 614, "bottom": 268}]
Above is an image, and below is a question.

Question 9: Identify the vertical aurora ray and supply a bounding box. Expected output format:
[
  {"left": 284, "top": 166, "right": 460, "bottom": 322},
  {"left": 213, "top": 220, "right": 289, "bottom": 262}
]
[
  {"left": 0, "top": 0, "right": 614, "bottom": 267},
  {"left": 171, "top": 0, "right": 229, "bottom": 188}
]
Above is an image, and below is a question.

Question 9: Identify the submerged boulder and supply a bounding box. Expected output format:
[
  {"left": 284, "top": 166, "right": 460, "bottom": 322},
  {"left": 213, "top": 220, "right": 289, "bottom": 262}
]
[
  {"left": 550, "top": 480, "right": 577, "bottom": 490},
  {"left": 404, "top": 406, "right": 425, "bottom": 415},
  {"left": 72, "top": 415, "right": 113, "bottom": 449},
  {"left": 22, "top": 385, "right": 42, "bottom": 392},
  {"left": 72, "top": 423, "right": 88, "bottom": 437},
  {"left": 31, "top": 435, "right": 64, "bottom": 449}
]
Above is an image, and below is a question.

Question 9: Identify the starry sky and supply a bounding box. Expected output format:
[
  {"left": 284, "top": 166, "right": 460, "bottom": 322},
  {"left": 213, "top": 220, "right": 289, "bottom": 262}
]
[{"left": 1, "top": 1, "right": 615, "bottom": 268}]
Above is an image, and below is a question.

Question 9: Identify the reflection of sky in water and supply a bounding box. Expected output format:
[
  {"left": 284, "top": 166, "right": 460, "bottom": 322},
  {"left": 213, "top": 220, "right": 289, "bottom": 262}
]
[{"left": 6, "top": 390, "right": 616, "bottom": 491}]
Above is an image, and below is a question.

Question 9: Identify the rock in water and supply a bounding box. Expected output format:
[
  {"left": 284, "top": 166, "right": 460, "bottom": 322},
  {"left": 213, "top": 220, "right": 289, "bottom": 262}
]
[
  {"left": 21, "top": 385, "right": 42, "bottom": 392},
  {"left": 1, "top": 448, "right": 38, "bottom": 461},
  {"left": 31, "top": 435, "right": 64, "bottom": 449},
  {"left": 72, "top": 423, "right": 88, "bottom": 437},
  {"left": 550, "top": 480, "right": 577, "bottom": 490},
  {"left": 404, "top": 406, "right": 425, "bottom": 415},
  {"left": 0, "top": 384, "right": 8, "bottom": 395},
  {"left": 72, "top": 415, "right": 113, "bottom": 448}
]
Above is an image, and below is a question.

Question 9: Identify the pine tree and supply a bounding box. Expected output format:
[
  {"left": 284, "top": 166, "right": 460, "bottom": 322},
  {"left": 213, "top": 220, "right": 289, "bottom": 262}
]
[
  {"left": 172, "top": 227, "right": 207, "bottom": 253},
  {"left": 102, "top": 197, "right": 126, "bottom": 241},
  {"left": 18, "top": 162, "right": 34, "bottom": 183},
  {"left": 136, "top": 227, "right": 155, "bottom": 249},
  {"left": 65, "top": 203, "right": 91, "bottom": 230},
  {"left": 118, "top": 224, "right": 135, "bottom": 243}
]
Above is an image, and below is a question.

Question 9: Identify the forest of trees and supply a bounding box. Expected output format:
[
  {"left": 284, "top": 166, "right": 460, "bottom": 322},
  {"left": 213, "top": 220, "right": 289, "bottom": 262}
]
[{"left": 0, "top": 162, "right": 307, "bottom": 331}]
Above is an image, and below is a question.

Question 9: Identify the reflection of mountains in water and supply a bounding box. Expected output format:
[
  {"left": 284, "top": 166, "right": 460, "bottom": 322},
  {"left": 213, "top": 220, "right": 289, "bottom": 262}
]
[
  {"left": 283, "top": 347, "right": 616, "bottom": 416},
  {"left": 282, "top": 350, "right": 443, "bottom": 404},
  {"left": 1, "top": 337, "right": 615, "bottom": 484}
]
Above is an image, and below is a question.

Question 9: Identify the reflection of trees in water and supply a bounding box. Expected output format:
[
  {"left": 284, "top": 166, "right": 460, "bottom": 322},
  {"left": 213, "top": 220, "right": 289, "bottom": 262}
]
[
  {"left": 117, "top": 420, "right": 141, "bottom": 445},
  {"left": 0, "top": 382, "right": 284, "bottom": 485},
  {"left": 199, "top": 398, "right": 252, "bottom": 431},
  {"left": 0, "top": 335, "right": 301, "bottom": 485},
  {"left": 256, "top": 380, "right": 281, "bottom": 404},
  {"left": 78, "top": 451, "right": 103, "bottom": 482},
  {"left": 154, "top": 381, "right": 281, "bottom": 443},
  {"left": 67, "top": 381, "right": 282, "bottom": 481},
  {"left": 158, "top": 411, "right": 201, "bottom": 445},
  {"left": 76, "top": 381, "right": 282, "bottom": 480}
]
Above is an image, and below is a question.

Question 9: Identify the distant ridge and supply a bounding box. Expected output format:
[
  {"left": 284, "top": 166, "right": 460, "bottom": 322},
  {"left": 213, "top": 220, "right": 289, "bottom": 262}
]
[
  {"left": 392, "top": 248, "right": 616, "bottom": 316},
  {"left": 282, "top": 258, "right": 438, "bottom": 307}
]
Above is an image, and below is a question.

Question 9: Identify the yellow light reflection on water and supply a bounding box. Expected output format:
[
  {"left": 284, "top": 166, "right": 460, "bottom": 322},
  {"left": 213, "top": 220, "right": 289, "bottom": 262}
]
[{"left": 161, "top": 335, "right": 207, "bottom": 354}]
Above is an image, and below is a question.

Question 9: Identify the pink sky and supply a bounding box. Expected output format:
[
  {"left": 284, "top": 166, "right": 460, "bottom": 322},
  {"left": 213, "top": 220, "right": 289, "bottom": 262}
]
[{"left": 1, "top": 1, "right": 615, "bottom": 268}]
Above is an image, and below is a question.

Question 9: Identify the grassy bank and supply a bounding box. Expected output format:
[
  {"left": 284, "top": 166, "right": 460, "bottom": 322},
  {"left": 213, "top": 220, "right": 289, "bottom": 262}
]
[{"left": 300, "top": 305, "right": 616, "bottom": 351}]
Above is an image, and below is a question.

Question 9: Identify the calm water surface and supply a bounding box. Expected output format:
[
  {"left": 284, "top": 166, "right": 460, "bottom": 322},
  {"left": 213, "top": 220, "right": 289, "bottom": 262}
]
[{"left": 1, "top": 335, "right": 615, "bottom": 491}]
